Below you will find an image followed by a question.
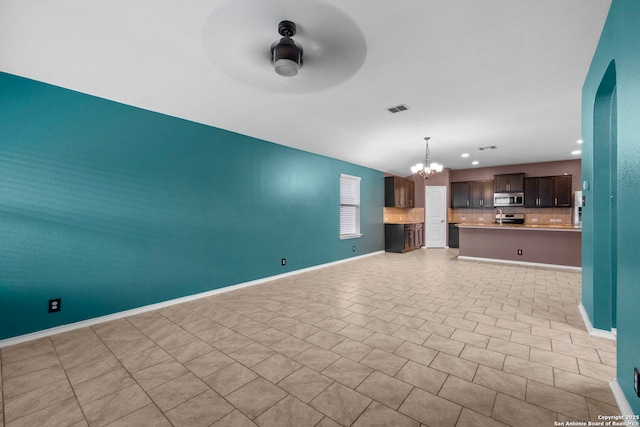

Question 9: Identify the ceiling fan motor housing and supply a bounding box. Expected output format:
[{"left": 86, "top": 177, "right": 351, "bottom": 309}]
[{"left": 271, "top": 20, "right": 303, "bottom": 76}]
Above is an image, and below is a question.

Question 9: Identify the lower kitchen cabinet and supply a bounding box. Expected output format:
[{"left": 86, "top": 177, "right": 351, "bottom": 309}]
[{"left": 385, "top": 223, "right": 424, "bottom": 253}]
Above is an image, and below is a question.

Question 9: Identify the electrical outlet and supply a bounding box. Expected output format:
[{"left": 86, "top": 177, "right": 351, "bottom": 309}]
[
  {"left": 281, "top": 258, "right": 286, "bottom": 266},
  {"left": 517, "top": 249, "right": 523, "bottom": 255},
  {"left": 635, "top": 367, "right": 639, "bottom": 397},
  {"left": 48, "top": 298, "right": 61, "bottom": 313},
  {"left": 352, "top": 246, "right": 356, "bottom": 252}
]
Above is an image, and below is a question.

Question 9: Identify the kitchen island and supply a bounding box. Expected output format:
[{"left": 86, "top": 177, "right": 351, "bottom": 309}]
[{"left": 457, "top": 223, "right": 581, "bottom": 268}]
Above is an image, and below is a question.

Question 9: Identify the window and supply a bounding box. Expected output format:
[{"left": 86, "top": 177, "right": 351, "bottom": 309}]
[{"left": 340, "top": 174, "right": 361, "bottom": 239}]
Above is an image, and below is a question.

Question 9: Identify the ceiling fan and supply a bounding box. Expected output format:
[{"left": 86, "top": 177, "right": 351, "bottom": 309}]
[{"left": 202, "top": 0, "right": 367, "bottom": 93}]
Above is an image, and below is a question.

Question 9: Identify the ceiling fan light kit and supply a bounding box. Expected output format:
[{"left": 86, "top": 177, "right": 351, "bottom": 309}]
[{"left": 271, "top": 20, "right": 303, "bottom": 77}]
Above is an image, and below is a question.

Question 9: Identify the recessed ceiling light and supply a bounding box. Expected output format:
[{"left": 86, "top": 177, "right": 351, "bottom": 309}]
[
  {"left": 571, "top": 150, "right": 581, "bottom": 155},
  {"left": 577, "top": 139, "right": 583, "bottom": 144},
  {"left": 472, "top": 161, "right": 479, "bottom": 165},
  {"left": 461, "top": 153, "right": 469, "bottom": 158}
]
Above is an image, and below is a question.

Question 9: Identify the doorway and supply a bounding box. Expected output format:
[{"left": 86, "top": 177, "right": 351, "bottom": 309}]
[
  {"left": 425, "top": 186, "right": 447, "bottom": 248},
  {"left": 592, "top": 59, "right": 617, "bottom": 330}
]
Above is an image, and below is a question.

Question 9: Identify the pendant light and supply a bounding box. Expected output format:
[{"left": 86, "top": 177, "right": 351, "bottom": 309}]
[{"left": 411, "top": 137, "right": 444, "bottom": 178}]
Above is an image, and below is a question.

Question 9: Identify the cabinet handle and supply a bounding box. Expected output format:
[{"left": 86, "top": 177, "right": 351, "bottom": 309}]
[
  {"left": 467, "top": 200, "right": 469, "bottom": 207},
  {"left": 555, "top": 198, "right": 557, "bottom": 206}
]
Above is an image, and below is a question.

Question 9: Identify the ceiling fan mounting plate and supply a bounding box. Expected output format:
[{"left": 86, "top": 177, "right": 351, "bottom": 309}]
[{"left": 278, "top": 20, "right": 296, "bottom": 38}]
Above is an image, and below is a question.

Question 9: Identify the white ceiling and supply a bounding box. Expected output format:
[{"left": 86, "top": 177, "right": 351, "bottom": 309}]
[{"left": 0, "top": 0, "right": 611, "bottom": 176}]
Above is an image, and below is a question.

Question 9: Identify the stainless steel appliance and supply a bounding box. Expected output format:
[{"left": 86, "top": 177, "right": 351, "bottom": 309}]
[
  {"left": 494, "top": 192, "right": 524, "bottom": 207},
  {"left": 495, "top": 213, "right": 525, "bottom": 224},
  {"left": 574, "top": 191, "right": 583, "bottom": 227}
]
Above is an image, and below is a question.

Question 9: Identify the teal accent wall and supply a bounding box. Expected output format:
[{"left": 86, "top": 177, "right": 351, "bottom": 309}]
[
  {"left": 582, "top": 0, "right": 640, "bottom": 414},
  {"left": 0, "top": 72, "right": 384, "bottom": 340}
]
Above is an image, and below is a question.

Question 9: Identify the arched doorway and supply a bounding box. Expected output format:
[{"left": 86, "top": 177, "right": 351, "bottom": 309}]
[{"left": 592, "top": 59, "right": 617, "bottom": 331}]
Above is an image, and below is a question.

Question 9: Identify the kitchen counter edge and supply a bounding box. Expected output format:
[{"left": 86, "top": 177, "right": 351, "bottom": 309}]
[
  {"left": 456, "top": 223, "right": 582, "bottom": 232},
  {"left": 384, "top": 221, "right": 424, "bottom": 225}
]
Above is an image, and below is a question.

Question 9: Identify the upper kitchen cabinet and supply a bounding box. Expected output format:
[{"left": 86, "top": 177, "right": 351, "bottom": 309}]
[
  {"left": 524, "top": 175, "right": 572, "bottom": 207},
  {"left": 478, "top": 180, "right": 494, "bottom": 208},
  {"left": 469, "top": 180, "right": 494, "bottom": 208},
  {"left": 385, "top": 176, "right": 415, "bottom": 208},
  {"left": 406, "top": 179, "right": 415, "bottom": 207},
  {"left": 553, "top": 175, "right": 572, "bottom": 207},
  {"left": 524, "top": 177, "right": 554, "bottom": 207},
  {"left": 452, "top": 182, "right": 470, "bottom": 208},
  {"left": 494, "top": 173, "right": 524, "bottom": 193},
  {"left": 452, "top": 180, "right": 493, "bottom": 208}
]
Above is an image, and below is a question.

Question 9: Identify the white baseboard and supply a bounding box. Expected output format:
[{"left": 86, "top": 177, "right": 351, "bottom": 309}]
[
  {"left": 578, "top": 303, "right": 617, "bottom": 341},
  {"left": 0, "top": 251, "right": 384, "bottom": 348},
  {"left": 457, "top": 255, "right": 582, "bottom": 271},
  {"left": 610, "top": 380, "right": 640, "bottom": 424}
]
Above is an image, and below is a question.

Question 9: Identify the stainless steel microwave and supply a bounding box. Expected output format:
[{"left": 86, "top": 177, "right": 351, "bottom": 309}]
[{"left": 494, "top": 192, "right": 524, "bottom": 207}]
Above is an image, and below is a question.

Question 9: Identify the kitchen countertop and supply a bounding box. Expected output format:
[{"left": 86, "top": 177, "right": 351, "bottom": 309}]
[{"left": 457, "top": 222, "right": 582, "bottom": 232}]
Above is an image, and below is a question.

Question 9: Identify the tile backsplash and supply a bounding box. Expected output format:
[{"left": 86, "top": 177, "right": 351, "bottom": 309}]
[
  {"left": 384, "top": 207, "right": 425, "bottom": 223},
  {"left": 449, "top": 207, "right": 573, "bottom": 225}
]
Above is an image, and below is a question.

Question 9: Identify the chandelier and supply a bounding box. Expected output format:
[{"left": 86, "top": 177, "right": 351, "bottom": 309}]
[{"left": 411, "top": 137, "right": 444, "bottom": 178}]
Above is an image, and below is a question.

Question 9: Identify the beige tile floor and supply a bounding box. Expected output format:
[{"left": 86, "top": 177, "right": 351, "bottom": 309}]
[{"left": 0, "top": 249, "right": 620, "bottom": 427}]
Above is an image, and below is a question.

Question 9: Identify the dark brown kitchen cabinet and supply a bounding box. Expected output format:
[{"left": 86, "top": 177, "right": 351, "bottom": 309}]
[
  {"left": 494, "top": 173, "right": 524, "bottom": 193},
  {"left": 553, "top": 175, "right": 572, "bottom": 207},
  {"left": 524, "top": 175, "right": 572, "bottom": 207},
  {"left": 405, "top": 179, "right": 415, "bottom": 207},
  {"left": 414, "top": 223, "right": 424, "bottom": 248},
  {"left": 524, "top": 177, "right": 553, "bottom": 207},
  {"left": 452, "top": 180, "right": 493, "bottom": 208},
  {"left": 452, "top": 182, "right": 470, "bottom": 208},
  {"left": 385, "top": 176, "right": 415, "bottom": 208},
  {"left": 385, "top": 223, "right": 423, "bottom": 253},
  {"left": 470, "top": 180, "right": 494, "bottom": 208}
]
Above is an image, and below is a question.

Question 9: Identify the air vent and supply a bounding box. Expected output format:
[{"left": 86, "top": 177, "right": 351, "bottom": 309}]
[
  {"left": 387, "top": 104, "right": 409, "bottom": 113},
  {"left": 478, "top": 145, "right": 498, "bottom": 151}
]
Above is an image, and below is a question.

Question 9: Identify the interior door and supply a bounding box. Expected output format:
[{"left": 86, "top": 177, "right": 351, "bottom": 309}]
[{"left": 425, "top": 186, "right": 447, "bottom": 248}]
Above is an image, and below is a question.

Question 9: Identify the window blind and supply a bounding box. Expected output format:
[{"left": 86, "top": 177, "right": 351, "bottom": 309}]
[{"left": 340, "top": 174, "right": 361, "bottom": 238}]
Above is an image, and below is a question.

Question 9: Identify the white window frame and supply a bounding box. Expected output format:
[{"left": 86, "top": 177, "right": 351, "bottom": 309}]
[{"left": 340, "top": 173, "right": 362, "bottom": 239}]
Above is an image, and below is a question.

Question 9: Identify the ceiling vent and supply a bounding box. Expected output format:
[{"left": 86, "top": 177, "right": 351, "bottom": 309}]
[
  {"left": 387, "top": 104, "right": 409, "bottom": 113},
  {"left": 478, "top": 145, "right": 498, "bottom": 151}
]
